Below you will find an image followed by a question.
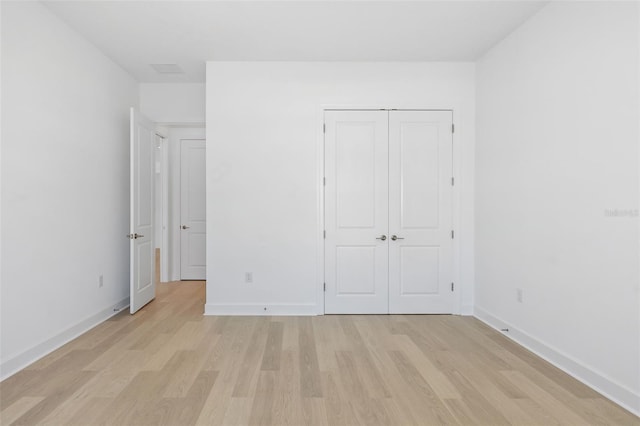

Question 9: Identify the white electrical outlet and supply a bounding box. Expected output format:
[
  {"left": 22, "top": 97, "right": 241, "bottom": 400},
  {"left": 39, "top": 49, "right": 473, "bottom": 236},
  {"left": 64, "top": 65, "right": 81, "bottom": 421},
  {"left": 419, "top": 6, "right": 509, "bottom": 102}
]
[
  {"left": 516, "top": 288, "right": 523, "bottom": 303},
  {"left": 99, "top": 274, "right": 104, "bottom": 288},
  {"left": 245, "top": 272, "right": 253, "bottom": 283}
]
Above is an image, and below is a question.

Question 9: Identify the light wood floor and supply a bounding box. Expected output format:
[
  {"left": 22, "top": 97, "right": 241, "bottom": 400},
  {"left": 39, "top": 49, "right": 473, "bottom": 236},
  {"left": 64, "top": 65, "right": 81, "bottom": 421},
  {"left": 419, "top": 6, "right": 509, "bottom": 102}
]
[{"left": 1, "top": 281, "right": 638, "bottom": 426}]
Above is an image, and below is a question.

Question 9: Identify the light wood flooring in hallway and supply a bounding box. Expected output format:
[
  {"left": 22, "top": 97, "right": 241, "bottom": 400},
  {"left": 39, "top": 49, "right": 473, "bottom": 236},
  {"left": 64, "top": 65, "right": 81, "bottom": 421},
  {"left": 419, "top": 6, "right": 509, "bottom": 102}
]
[{"left": 1, "top": 281, "right": 638, "bottom": 425}]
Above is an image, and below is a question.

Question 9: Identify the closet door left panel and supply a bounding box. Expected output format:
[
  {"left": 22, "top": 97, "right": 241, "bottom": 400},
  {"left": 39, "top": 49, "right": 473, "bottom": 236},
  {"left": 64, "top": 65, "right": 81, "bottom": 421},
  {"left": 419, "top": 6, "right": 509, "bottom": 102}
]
[{"left": 324, "top": 111, "right": 389, "bottom": 314}]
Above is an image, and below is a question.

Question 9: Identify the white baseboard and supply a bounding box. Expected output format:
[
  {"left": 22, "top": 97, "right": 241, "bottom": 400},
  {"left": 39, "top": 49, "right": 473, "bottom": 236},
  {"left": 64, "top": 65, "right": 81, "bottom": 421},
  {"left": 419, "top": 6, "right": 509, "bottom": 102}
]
[
  {"left": 474, "top": 306, "right": 640, "bottom": 417},
  {"left": 0, "top": 297, "right": 130, "bottom": 382},
  {"left": 204, "top": 303, "right": 317, "bottom": 316}
]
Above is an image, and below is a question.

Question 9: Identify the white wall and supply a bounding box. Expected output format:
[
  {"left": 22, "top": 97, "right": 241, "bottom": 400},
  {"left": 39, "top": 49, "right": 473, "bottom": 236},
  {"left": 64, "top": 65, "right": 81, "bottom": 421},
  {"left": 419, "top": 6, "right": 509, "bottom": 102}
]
[
  {"left": 0, "top": 1, "right": 138, "bottom": 378},
  {"left": 140, "top": 83, "right": 205, "bottom": 124},
  {"left": 475, "top": 1, "right": 639, "bottom": 413},
  {"left": 206, "top": 62, "right": 475, "bottom": 315}
]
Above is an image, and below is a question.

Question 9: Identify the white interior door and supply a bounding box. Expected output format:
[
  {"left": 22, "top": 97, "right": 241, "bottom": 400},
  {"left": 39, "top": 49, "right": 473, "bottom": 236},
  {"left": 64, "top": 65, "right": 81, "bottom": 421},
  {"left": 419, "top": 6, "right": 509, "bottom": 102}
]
[
  {"left": 180, "top": 139, "right": 206, "bottom": 280},
  {"left": 130, "top": 108, "right": 156, "bottom": 313},
  {"left": 324, "top": 111, "right": 389, "bottom": 314},
  {"left": 324, "top": 109, "right": 454, "bottom": 314},
  {"left": 388, "top": 110, "right": 453, "bottom": 313}
]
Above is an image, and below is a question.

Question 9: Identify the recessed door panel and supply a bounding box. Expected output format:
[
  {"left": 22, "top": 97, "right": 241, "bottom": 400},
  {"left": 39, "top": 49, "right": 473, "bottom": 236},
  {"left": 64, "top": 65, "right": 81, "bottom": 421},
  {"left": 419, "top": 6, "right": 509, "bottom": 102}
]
[
  {"left": 336, "top": 246, "right": 376, "bottom": 294},
  {"left": 188, "top": 233, "right": 207, "bottom": 266},
  {"left": 399, "top": 246, "right": 439, "bottom": 295},
  {"left": 400, "top": 122, "right": 439, "bottom": 229},
  {"left": 187, "top": 151, "right": 206, "bottom": 222},
  {"left": 136, "top": 128, "right": 154, "bottom": 229},
  {"left": 136, "top": 240, "right": 153, "bottom": 291},
  {"left": 336, "top": 123, "right": 377, "bottom": 228}
]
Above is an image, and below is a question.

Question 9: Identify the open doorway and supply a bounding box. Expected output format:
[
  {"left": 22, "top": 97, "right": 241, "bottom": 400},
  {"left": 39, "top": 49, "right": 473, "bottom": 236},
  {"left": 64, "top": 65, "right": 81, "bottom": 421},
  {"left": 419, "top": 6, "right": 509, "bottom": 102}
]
[{"left": 154, "top": 126, "right": 206, "bottom": 284}]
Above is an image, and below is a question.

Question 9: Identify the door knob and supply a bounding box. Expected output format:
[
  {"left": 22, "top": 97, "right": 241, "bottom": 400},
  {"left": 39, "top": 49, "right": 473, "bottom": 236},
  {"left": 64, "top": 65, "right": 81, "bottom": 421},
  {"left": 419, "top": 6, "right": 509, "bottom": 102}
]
[
  {"left": 376, "top": 235, "right": 387, "bottom": 241},
  {"left": 126, "top": 233, "right": 144, "bottom": 240},
  {"left": 181, "top": 225, "right": 190, "bottom": 230},
  {"left": 391, "top": 235, "right": 404, "bottom": 241}
]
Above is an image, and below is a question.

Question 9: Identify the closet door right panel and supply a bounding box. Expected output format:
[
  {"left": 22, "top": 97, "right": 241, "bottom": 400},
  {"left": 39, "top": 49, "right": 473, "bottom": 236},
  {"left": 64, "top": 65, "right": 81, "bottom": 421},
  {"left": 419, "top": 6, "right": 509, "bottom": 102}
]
[{"left": 388, "top": 111, "right": 454, "bottom": 313}]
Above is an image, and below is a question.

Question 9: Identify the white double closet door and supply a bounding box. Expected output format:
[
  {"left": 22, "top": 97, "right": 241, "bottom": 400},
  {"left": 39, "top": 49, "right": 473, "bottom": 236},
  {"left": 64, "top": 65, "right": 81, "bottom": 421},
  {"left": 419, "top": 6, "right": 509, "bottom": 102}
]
[{"left": 324, "top": 110, "right": 454, "bottom": 314}]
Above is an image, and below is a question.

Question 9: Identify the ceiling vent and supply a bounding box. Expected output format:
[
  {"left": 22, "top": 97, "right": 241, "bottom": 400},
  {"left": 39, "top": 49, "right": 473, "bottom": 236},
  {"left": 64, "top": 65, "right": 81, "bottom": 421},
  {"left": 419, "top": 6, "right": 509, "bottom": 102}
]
[{"left": 150, "top": 64, "right": 184, "bottom": 74}]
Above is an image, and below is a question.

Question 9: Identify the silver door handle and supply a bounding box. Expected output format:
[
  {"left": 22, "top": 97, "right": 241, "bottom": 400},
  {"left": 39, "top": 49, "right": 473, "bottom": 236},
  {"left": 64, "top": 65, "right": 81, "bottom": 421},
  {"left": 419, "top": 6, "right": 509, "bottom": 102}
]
[
  {"left": 376, "top": 235, "right": 387, "bottom": 241},
  {"left": 126, "top": 233, "right": 144, "bottom": 240},
  {"left": 181, "top": 225, "right": 190, "bottom": 230},
  {"left": 391, "top": 235, "right": 404, "bottom": 241}
]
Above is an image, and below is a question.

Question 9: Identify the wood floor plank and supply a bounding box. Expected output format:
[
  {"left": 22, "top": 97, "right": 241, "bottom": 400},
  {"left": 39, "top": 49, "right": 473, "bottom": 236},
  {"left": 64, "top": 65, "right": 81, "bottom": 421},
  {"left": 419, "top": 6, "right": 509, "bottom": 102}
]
[
  {"left": 0, "top": 397, "right": 45, "bottom": 425},
  {"left": 0, "top": 371, "right": 44, "bottom": 411},
  {"left": 320, "top": 371, "right": 359, "bottom": 426},
  {"left": 83, "top": 321, "right": 157, "bottom": 371},
  {"left": 232, "top": 319, "right": 270, "bottom": 397},
  {"left": 11, "top": 371, "right": 96, "bottom": 426},
  {"left": 142, "top": 321, "right": 205, "bottom": 371},
  {"left": 379, "top": 330, "right": 462, "bottom": 400},
  {"left": 194, "top": 317, "right": 258, "bottom": 425},
  {"left": 35, "top": 350, "right": 146, "bottom": 425},
  {"left": 502, "top": 369, "right": 598, "bottom": 425},
  {"left": 300, "top": 397, "right": 329, "bottom": 426},
  {"left": 298, "top": 317, "right": 323, "bottom": 398},
  {"left": 248, "top": 371, "right": 277, "bottom": 425},
  {"left": 201, "top": 315, "right": 243, "bottom": 372},
  {"left": 221, "top": 397, "right": 253, "bottom": 426},
  {"left": 345, "top": 317, "right": 392, "bottom": 399},
  {"left": 388, "top": 350, "right": 460, "bottom": 425},
  {"left": 271, "top": 349, "right": 303, "bottom": 426},
  {"left": 312, "top": 316, "right": 340, "bottom": 372},
  {"left": 64, "top": 397, "right": 114, "bottom": 426},
  {"left": 1, "top": 280, "right": 637, "bottom": 426},
  {"left": 260, "top": 322, "right": 284, "bottom": 372}
]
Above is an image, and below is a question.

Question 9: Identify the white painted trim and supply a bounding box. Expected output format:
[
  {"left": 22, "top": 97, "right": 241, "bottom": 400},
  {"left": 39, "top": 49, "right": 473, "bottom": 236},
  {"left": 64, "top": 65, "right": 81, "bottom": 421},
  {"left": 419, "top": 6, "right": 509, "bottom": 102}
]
[
  {"left": 169, "top": 129, "right": 181, "bottom": 281},
  {"left": 160, "top": 134, "right": 170, "bottom": 283},
  {"left": 0, "top": 298, "right": 130, "bottom": 382},
  {"left": 317, "top": 104, "right": 463, "bottom": 315},
  {"left": 204, "top": 303, "right": 317, "bottom": 316},
  {"left": 315, "top": 107, "right": 326, "bottom": 315},
  {"left": 0, "top": 3, "right": 3, "bottom": 359},
  {"left": 637, "top": 6, "right": 640, "bottom": 413},
  {"left": 450, "top": 108, "right": 462, "bottom": 315},
  {"left": 474, "top": 306, "right": 640, "bottom": 416}
]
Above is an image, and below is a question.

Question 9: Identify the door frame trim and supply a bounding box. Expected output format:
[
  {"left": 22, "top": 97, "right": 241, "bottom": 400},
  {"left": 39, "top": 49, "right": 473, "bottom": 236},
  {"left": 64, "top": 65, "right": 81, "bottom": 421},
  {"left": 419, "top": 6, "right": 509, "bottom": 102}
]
[{"left": 316, "top": 105, "right": 463, "bottom": 315}]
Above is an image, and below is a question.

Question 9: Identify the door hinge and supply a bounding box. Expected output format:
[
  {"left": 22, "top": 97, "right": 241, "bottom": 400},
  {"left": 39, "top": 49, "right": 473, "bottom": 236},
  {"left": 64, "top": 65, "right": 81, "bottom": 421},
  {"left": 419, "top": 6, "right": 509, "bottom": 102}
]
[
  {"left": 324, "top": 282, "right": 326, "bottom": 292},
  {"left": 323, "top": 123, "right": 326, "bottom": 133},
  {"left": 323, "top": 177, "right": 326, "bottom": 186},
  {"left": 452, "top": 123, "right": 455, "bottom": 133},
  {"left": 451, "top": 230, "right": 454, "bottom": 239},
  {"left": 451, "top": 177, "right": 455, "bottom": 186},
  {"left": 451, "top": 282, "right": 454, "bottom": 292},
  {"left": 323, "top": 230, "right": 326, "bottom": 239}
]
